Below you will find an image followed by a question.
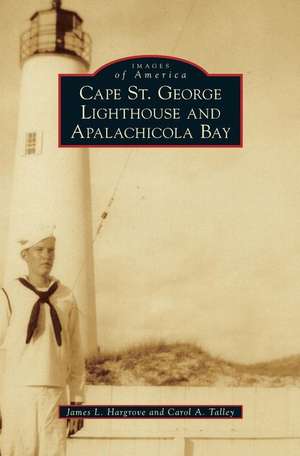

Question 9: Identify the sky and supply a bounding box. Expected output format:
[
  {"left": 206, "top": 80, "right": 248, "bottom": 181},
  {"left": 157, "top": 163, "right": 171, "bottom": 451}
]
[{"left": 0, "top": 0, "right": 300, "bottom": 363}]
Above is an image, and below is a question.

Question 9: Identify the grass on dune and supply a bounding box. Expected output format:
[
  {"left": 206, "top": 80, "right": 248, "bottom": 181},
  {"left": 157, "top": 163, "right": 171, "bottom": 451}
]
[{"left": 86, "top": 341, "right": 300, "bottom": 387}]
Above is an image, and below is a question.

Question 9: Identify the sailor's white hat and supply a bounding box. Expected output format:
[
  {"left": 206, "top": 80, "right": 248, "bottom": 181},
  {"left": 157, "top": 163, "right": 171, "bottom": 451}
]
[{"left": 17, "top": 225, "right": 56, "bottom": 252}]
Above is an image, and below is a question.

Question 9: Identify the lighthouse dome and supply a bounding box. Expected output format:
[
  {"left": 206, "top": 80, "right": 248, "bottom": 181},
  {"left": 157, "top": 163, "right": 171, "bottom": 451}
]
[{"left": 20, "top": 0, "right": 91, "bottom": 67}]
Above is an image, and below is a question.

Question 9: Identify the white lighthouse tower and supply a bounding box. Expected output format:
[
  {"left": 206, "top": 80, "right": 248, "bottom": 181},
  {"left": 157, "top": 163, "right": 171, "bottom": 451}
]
[{"left": 5, "top": 0, "right": 97, "bottom": 357}]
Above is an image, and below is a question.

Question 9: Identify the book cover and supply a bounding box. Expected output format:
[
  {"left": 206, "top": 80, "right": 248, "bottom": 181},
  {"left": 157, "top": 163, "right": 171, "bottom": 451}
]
[{"left": 0, "top": 0, "right": 299, "bottom": 455}]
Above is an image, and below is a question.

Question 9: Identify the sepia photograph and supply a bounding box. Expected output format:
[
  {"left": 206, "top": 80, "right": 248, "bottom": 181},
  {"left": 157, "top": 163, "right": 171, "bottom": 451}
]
[{"left": 0, "top": 0, "right": 300, "bottom": 454}]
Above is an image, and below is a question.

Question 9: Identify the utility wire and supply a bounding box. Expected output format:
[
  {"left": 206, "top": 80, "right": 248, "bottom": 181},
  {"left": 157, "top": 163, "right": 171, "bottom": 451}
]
[
  {"left": 94, "top": 150, "right": 133, "bottom": 239},
  {"left": 71, "top": 150, "right": 133, "bottom": 291}
]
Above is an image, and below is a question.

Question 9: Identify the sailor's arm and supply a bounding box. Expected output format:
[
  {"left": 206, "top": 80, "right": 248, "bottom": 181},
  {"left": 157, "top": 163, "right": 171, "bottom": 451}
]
[
  {"left": 0, "top": 288, "right": 11, "bottom": 427},
  {"left": 0, "top": 288, "right": 10, "bottom": 346},
  {"left": 68, "top": 297, "right": 85, "bottom": 404},
  {"left": 67, "top": 297, "right": 85, "bottom": 436}
]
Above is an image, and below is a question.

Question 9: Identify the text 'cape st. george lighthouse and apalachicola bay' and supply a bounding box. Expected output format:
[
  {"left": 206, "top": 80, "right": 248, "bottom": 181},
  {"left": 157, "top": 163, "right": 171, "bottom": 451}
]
[{"left": 59, "top": 55, "right": 243, "bottom": 147}]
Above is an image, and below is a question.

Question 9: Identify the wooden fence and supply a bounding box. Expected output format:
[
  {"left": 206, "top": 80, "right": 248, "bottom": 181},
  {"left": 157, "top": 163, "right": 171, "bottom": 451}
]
[{"left": 67, "top": 385, "right": 300, "bottom": 455}]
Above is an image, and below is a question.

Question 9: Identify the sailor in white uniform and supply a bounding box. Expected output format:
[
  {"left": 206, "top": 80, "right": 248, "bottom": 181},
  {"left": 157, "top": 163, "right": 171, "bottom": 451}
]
[{"left": 0, "top": 226, "right": 85, "bottom": 456}]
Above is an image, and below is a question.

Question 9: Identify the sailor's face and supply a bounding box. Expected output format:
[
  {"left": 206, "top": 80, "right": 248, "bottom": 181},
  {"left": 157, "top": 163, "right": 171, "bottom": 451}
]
[{"left": 22, "top": 237, "right": 55, "bottom": 277}]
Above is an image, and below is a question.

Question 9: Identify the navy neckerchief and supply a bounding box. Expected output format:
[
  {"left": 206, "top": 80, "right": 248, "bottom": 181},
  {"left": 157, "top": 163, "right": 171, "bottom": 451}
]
[{"left": 18, "top": 277, "right": 62, "bottom": 346}]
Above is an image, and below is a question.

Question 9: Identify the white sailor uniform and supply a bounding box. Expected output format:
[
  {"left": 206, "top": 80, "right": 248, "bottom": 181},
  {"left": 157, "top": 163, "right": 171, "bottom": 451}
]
[{"left": 0, "top": 277, "right": 85, "bottom": 456}]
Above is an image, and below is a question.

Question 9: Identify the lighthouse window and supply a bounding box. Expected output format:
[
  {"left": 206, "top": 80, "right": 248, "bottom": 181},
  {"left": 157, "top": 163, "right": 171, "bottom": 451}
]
[
  {"left": 25, "top": 132, "right": 36, "bottom": 154},
  {"left": 24, "top": 132, "right": 42, "bottom": 155}
]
